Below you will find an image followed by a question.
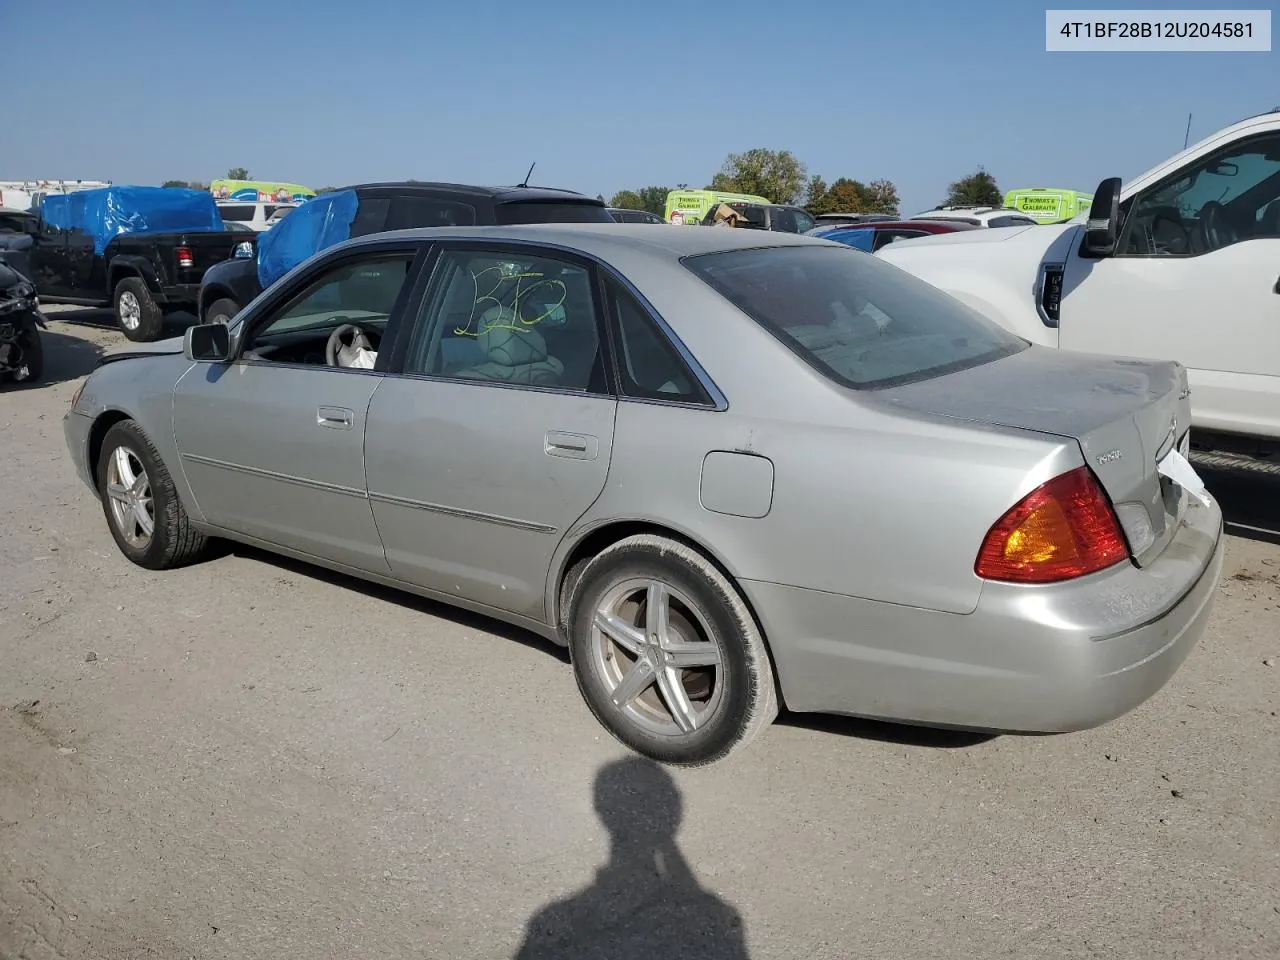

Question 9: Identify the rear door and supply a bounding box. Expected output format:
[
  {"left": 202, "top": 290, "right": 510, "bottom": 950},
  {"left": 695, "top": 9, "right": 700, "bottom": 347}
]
[{"left": 365, "top": 240, "right": 618, "bottom": 620}]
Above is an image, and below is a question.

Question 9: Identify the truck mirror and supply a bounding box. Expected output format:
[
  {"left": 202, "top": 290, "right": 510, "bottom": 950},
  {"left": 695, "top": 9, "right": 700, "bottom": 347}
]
[
  {"left": 1080, "top": 177, "right": 1122, "bottom": 258},
  {"left": 184, "top": 322, "right": 232, "bottom": 362}
]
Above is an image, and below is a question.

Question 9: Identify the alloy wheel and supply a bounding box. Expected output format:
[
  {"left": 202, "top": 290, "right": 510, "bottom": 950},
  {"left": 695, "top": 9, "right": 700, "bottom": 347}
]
[{"left": 590, "top": 578, "right": 725, "bottom": 737}]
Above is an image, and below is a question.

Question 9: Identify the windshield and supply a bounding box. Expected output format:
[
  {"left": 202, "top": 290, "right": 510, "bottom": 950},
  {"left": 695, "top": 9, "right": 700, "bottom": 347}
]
[
  {"left": 495, "top": 201, "right": 613, "bottom": 224},
  {"left": 684, "top": 245, "right": 1027, "bottom": 389}
]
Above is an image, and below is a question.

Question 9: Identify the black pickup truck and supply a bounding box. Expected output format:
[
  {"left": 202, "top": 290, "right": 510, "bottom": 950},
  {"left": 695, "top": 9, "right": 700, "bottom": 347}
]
[
  {"left": 198, "top": 182, "right": 612, "bottom": 324},
  {"left": 0, "top": 186, "right": 255, "bottom": 341}
]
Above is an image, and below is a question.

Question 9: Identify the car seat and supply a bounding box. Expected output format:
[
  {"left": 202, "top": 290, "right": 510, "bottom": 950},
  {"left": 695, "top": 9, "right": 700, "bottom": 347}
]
[{"left": 455, "top": 307, "right": 564, "bottom": 386}]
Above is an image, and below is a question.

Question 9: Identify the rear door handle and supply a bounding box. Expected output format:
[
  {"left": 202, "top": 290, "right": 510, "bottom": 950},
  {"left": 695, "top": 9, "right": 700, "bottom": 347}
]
[
  {"left": 317, "top": 406, "right": 354, "bottom": 429},
  {"left": 545, "top": 431, "right": 598, "bottom": 460}
]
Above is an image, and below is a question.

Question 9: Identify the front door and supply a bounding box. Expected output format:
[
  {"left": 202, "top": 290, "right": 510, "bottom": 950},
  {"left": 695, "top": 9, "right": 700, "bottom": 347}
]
[
  {"left": 1060, "top": 130, "right": 1280, "bottom": 436},
  {"left": 365, "top": 243, "right": 618, "bottom": 621},
  {"left": 172, "top": 244, "right": 424, "bottom": 572}
]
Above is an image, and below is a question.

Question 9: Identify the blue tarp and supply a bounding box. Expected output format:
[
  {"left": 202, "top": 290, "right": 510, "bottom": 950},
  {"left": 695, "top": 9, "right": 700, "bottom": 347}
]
[
  {"left": 39, "top": 186, "right": 226, "bottom": 256},
  {"left": 255, "top": 189, "right": 359, "bottom": 289},
  {"left": 823, "top": 227, "right": 876, "bottom": 252}
]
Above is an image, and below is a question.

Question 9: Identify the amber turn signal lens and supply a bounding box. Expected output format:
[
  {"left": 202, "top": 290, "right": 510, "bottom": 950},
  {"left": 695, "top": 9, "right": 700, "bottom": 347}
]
[{"left": 975, "top": 466, "right": 1130, "bottom": 583}]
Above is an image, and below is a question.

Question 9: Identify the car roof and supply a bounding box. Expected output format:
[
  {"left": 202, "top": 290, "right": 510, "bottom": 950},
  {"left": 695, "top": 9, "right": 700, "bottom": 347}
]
[
  {"left": 337, "top": 181, "right": 603, "bottom": 204},
  {"left": 344, "top": 221, "right": 824, "bottom": 260}
]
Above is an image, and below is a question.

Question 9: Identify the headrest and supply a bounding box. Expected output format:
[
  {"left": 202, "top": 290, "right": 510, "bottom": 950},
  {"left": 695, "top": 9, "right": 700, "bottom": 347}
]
[{"left": 477, "top": 309, "right": 550, "bottom": 366}]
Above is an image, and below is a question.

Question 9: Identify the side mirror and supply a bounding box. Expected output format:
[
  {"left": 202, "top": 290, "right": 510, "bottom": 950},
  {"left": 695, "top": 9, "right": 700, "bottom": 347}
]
[
  {"left": 233, "top": 241, "right": 254, "bottom": 259},
  {"left": 184, "top": 323, "right": 232, "bottom": 362},
  {"left": 1080, "top": 176, "right": 1122, "bottom": 258}
]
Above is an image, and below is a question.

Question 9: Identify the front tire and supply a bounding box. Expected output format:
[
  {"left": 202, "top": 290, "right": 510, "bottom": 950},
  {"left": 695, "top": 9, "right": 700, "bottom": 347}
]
[
  {"left": 96, "top": 419, "right": 208, "bottom": 569},
  {"left": 206, "top": 297, "right": 241, "bottom": 326},
  {"left": 113, "top": 277, "right": 164, "bottom": 342},
  {"left": 3, "top": 317, "right": 43, "bottom": 384},
  {"left": 567, "top": 534, "right": 778, "bottom": 765}
]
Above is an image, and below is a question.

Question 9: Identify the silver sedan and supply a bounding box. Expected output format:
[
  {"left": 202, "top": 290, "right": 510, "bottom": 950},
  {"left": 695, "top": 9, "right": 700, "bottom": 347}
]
[{"left": 63, "top": 224, "right": 1225, "bottom": 765}]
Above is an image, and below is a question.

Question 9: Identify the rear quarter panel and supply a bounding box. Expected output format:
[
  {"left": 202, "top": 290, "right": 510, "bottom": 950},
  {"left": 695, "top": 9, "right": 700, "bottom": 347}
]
[{"left": 568, "top": 397, "right": 1080, "bottom": 616}]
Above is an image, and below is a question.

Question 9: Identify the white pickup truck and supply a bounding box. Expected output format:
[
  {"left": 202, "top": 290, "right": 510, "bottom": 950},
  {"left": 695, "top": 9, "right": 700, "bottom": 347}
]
[{"left": 877, "top": 107, "right": 1280, "bottom": 469}]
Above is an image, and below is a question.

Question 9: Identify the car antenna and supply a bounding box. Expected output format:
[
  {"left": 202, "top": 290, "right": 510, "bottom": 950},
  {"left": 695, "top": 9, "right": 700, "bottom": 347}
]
[{"left": 518, "top": 162, "right": 536, "bottom": 188}]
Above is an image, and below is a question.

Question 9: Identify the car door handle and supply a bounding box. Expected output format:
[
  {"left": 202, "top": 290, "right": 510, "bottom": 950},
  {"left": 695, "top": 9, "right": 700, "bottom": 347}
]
[
  {"left": 545, "top": 431, "right": 598, "bottom": 460},
  {"left": 317, "top": 406, "right": 354, "bottom": 429},
  {"left": 1274, "top": 274, "right": 1280, "bottom": 294}
]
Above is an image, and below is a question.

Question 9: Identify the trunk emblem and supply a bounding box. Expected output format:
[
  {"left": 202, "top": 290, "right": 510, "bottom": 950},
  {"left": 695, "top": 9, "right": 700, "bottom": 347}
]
[{"left": 1096, "top": 449, "right": 1123, "bottom": 465}]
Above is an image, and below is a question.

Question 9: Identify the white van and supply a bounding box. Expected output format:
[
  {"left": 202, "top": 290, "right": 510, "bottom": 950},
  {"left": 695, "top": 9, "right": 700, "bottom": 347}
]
[{"left": 215, "top": 200, "right": 298, "bottom": 232}]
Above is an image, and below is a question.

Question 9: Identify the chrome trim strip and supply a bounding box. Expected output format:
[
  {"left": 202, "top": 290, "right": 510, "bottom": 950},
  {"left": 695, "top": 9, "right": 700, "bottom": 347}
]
[
  {"left": 368, "top": 491, "right": 557, "bottom": 534},
  {"left": 180, "top": 453, "right": 368, "bottom": 499}
]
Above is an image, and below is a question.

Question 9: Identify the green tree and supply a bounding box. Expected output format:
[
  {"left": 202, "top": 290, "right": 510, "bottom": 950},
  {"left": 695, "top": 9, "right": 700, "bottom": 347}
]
[
  {"left": 161, "top": 179, "right": 190, "bottom": 188},
  {"left": 944, "top": 167, "right": 1002, "bottom": 207},
  {"left": 805, "top": 177, "right": 901, "bottom": 217},
  {"left": 609, "top": 186, "right": 670, "bottom": 216},
  {"left": 635, "top": 186, "right": 670, "bottom": 216},
  {"left": 804, "top": 175, "right": 834, "bottom": 215},
  {"left": 709, "top": 148, "right": 807, "bottom": 204},
  {"left": 609, "top": 190, "right": 644, "bottom": 210},
  {"left": 864, "top": 178, "right": 901, "bottom": 216},
  {"left": 226, "top": 167, "right": 251, "bottom": 180}
]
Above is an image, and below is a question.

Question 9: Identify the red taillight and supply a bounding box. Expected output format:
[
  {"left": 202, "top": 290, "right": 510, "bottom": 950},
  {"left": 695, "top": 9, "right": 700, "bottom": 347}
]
[
  {"left": 176, "top": 246, "right": 194, "bottom": 268},
  {"left": 975, "top": 466, "right": 1130, "bottom": 584}
]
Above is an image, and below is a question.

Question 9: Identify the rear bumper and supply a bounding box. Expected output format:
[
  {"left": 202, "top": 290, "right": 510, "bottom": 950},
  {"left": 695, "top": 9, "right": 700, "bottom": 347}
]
[{"left": 742, "top": 492, "right": 1225, "bottom": 732}]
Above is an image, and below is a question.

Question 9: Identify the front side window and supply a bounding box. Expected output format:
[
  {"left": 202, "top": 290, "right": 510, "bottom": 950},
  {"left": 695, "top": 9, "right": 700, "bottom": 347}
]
[
  {"left": 1121, "top": 132, "right": 1280, "bottom": 256},
  {"left": 684, "top": 245, "right": 1026, "bottom": 389},
  {"left": 791, "top": 209, "right": 816, "bottom": 233},
  {"left": 243, "top": 252, "right": 416, "bottom": 364},
  {"left": 405, "top": 248, "right": 606, "bottom": 392}
]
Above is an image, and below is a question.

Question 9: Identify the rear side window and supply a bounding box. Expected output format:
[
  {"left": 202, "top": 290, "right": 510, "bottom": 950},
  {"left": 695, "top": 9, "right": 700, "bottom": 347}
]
[
  {"left": 388, "top": 197, "right": 477, "bottom": 229},
  {"left": 605, "top": 280, "right": 711, "bottom": 404},
  {"left": 350, "top": 197, "right": 392, "bottom": 237},
  {"left": 770, "top": 207, "right": 797, "bottom": 232},
  {"left": 684, "top": 245, "right": 1026, "bottom": 390},
  {"left": 218, "top": 204, "right": 254, "bottom": 221},
  {"left": 495, "top": 201, "right": 613, "bottom": 224},
  {"left": 872, "top": 229, "right": 927, "bottom": 250}
]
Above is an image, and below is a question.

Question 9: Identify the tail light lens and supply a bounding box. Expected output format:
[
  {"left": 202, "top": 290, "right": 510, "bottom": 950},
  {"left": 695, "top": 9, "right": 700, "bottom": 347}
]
[
  {"left": 176, "top": 246, "right": 194, "bottom": 268},
  {"left": 975, "top": 466, "right": 1130, "bottom": 583}
]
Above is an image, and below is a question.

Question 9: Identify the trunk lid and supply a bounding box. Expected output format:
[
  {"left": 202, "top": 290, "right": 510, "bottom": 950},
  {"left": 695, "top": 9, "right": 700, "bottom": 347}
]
[{"left": 877, "top": 345, "right": 1193, "bottom": 566}]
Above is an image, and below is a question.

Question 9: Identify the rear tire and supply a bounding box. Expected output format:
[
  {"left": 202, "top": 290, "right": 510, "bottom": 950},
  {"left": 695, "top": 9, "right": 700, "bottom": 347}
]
[
  {"left": 567, "top": 534, "right": 778, "bottom": 766},
  {"left": 96, "top": 419, "right": 208, "bottom": 569},
  {"left": 206, "top": 297, "right": 240, "bottom": 326},
  {"left": 114, "top": 277, "right": 164, "bottom": 342}
]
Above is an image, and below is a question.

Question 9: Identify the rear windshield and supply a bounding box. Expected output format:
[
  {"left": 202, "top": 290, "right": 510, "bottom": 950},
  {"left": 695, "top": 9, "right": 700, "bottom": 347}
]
[
  {"left": 684, "top": 245, "right": 1027, "bottom": 389},
  {"left": 495, "top": 201, "right": 613, "bottom": 225}
]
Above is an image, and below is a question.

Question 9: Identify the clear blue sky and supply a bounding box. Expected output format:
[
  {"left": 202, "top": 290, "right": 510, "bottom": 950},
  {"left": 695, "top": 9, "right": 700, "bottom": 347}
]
[{"left": 8, "top": 0, "right": 1277, "bottom": 215}]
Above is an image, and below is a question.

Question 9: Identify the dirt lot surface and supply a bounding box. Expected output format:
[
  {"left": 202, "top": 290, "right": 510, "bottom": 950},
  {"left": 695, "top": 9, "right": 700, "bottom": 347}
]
[{"left": 2, "top": 309, "right": 1278, "bottom": 959}]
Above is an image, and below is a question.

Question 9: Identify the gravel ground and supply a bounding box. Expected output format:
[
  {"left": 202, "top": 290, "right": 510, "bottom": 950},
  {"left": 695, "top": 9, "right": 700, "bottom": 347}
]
[{"left": 2, "top": 308, "right": 1278, "bottom": 960}]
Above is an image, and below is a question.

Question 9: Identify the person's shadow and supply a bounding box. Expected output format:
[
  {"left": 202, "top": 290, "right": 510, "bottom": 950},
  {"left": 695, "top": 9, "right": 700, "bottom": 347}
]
[{"left": 514, "top": 757, "right": 750, "bottom": 959}]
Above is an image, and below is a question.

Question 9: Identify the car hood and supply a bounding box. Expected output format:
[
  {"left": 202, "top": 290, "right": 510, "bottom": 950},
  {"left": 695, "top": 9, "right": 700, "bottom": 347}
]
[{"left": 98, "top": 334, "right": 186, "bottom": 365}]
